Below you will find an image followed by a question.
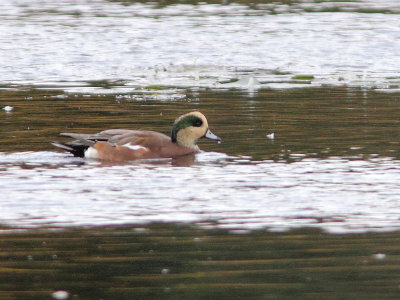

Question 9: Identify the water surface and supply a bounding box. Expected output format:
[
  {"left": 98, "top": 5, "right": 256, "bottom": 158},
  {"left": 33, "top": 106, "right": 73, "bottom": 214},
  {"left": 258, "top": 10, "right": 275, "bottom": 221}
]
[
  {"left": 1, "top": 0, "right": 400, "bottom": 90},
  {"left": 1, "top": 224, "right": 400, "bottom": 300},
  {"left": 2, "top": 0, "right": 400, "bottom": 232},
  {"left": 2, "top": 86, "right": 400, "bottom": 233},
  {"left": 2, "top": 1, "right": 400, "bottom": 299}
]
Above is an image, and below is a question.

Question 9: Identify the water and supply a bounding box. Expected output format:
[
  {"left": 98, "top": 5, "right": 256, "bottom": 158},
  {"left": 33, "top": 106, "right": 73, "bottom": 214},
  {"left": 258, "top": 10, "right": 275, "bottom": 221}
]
[
  {"left": 1, "top": 87, "right": 400, "bottom": 233},
  {"left": 2, "top": 1, "right": 400, "bottom": 298},
  {"left": 1, "top": 0, "right": 400, "bottom": 90},
  {"left": 1, "top": 224, "right": 400, "bottom": 300}
]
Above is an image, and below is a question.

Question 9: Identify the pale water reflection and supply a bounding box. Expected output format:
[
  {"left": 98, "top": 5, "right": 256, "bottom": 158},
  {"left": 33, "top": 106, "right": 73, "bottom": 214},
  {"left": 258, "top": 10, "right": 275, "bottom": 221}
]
[
  {"left": 2, "top": 0, "right": 400, "bottom": 90},
  {"left": 1, "top": 151, "right": 400, "bottom": 233}
]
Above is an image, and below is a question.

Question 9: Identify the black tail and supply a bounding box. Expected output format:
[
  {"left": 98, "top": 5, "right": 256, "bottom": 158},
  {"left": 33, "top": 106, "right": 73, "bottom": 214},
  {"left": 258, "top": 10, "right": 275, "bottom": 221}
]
[
  {"left": 52, "top": 132, "right": 98, "bottom": 157},
  {"left": 51, "top": 141, "right": 90, "bottom": 158}
]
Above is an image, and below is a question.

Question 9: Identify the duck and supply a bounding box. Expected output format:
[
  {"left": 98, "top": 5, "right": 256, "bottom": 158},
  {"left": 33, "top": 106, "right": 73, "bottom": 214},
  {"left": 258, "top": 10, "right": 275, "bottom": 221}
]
[{"left": 51, "top": 111, "right": 221, "bottom": 162}]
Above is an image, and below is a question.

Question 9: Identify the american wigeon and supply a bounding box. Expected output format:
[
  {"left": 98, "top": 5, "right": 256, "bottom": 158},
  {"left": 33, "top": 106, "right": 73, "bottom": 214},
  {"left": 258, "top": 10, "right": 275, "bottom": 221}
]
[{"left": 52, "top": 111, "right": 221, "bottom": 162}]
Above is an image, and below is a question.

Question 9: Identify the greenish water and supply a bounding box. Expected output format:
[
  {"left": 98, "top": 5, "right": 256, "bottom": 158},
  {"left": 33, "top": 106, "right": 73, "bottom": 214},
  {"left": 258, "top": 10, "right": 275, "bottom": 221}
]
[
  {"left": 1, "top": 224, "right": 400, "bottom": 300},
  {"left": 2, "top": 85, "right": 400, "bottom": 160}
]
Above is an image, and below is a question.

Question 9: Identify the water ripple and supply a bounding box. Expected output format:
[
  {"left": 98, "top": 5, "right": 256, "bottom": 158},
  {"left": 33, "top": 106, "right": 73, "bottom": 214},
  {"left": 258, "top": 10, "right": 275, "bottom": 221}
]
[
  {"left": 1, "top": 151, "right": 399, "bottom": 233},
  {"left": 1, "top": 0, "right": 400, "bottom": 89}
]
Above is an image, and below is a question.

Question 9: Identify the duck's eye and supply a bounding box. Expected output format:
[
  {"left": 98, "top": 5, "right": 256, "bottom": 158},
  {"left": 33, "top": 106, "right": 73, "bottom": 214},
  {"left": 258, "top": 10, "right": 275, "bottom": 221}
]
[{"left": 193, "top": 119, "right": 203, "bottom": 127}]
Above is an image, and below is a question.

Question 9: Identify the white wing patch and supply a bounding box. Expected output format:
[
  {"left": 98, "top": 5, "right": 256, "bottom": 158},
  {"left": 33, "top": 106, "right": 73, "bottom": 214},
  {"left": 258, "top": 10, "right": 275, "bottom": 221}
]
[
  {"left": 84, "top": 147, "right": 99, "bottom": 159},
  {"left": 122, "top": 144, "right": 149, "bottom": 151}
]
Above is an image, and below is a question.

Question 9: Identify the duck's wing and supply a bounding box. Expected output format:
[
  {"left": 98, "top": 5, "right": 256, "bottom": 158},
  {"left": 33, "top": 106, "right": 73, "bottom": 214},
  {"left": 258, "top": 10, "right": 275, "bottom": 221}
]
[
  {"left": 52, "top": 130, "right": 172, "bottom": 160},
  {"left": 51, "top": 130, "right": 132, "bottom": 157},
  {"left": 59, "top": 130, "right": 130, "bottom": 142},
  {"left": 87, "top": 131, "right": 174, "bottom": 161},
  {"left": 110, "top": 131, "right": 196, "bottom": 159},
  {"left": 108, "top": 130, "right": 170, "bottom": 146}
]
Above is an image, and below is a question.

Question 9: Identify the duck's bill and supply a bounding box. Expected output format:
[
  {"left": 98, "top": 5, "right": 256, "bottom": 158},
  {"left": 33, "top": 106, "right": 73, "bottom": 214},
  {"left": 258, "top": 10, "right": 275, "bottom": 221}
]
[{"left": 203, "top": 129, "right": 221, "bottom": 142}]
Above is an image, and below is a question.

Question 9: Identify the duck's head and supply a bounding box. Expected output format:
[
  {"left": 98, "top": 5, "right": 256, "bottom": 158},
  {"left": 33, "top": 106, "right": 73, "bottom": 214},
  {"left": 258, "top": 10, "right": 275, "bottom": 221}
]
[{"left": 171, "top": 111, "right": 221, "bottom": 150}]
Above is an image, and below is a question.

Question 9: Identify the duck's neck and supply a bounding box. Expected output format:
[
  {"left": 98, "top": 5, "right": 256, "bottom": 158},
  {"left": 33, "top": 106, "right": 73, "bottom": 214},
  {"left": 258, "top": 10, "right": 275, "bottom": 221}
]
[
  {"left": 172, "top": 131, "right": 199, "bottom": 150},
  {"left": 171, "top": 124, "right": 200, "bottom": 151},
  {"left": 176, "top": 136, "right": 199, "bottom": 150}
]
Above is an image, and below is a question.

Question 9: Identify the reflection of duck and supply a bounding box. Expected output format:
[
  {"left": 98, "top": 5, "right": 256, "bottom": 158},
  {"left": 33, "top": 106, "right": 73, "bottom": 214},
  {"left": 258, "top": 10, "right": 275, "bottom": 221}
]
[{"left": 52, "top": 111, "right": 221, "bottom": 162}]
